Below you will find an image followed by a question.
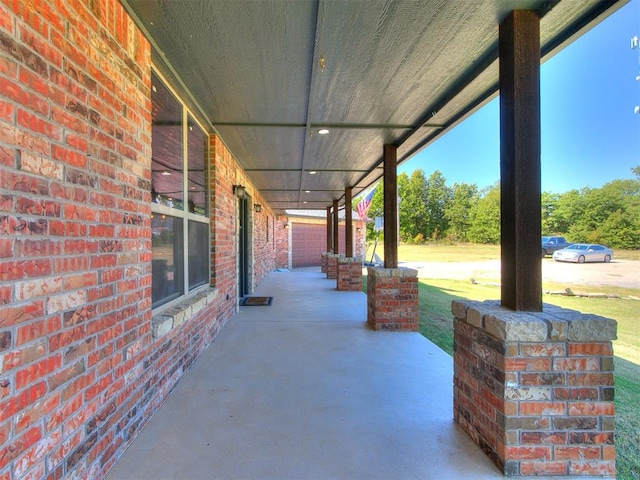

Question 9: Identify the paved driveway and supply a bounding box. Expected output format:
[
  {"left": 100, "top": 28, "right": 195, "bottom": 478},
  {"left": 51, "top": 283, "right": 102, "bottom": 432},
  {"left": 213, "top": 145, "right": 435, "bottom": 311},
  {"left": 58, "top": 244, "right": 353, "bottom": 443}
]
[{"left": 399, "top": 258, "right": 640, "bottom": 289}]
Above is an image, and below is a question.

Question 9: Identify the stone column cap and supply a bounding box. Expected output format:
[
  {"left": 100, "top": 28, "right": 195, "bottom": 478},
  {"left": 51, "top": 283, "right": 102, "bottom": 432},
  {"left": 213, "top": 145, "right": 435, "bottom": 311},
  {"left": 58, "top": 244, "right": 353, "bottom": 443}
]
[
  {"left": 452, "top": 300, "right": 617, "bottom": 342},
  {"left": 337, "top": 256, "right": 363, "bottom": 264},
  {"left": 367, "top": 266, "right": 418, "bottom": 278}
]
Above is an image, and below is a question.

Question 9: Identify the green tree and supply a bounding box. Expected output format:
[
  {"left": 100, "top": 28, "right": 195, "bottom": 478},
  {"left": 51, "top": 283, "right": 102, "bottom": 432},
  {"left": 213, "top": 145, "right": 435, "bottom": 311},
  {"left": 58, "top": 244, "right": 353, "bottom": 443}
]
[
  {"left": 424, "top": 170, "right": 452, "bottom": 240},
  {"left": 359, "top": 165, "right": 640, "bottom": 250},
  {"left": 444, "top": 182, "right": 479, "bottom": 242},
  {"left": 598, "top": 209, "right": 640, "bottom": 249},
  {"left": 467, "top": 183, "right": 500, "bottom": 244},
  {"left": 541, "top": 191, "right": 561, "bottom": 235},
  {"left": 548, "top": 189, "right": 586, "bottom": 236},
  {"left": 398, "top": 170, "right": 429, "bottom": 242},
  {"left": 569, "top": 179, "right": 640, "bottom": 247}
]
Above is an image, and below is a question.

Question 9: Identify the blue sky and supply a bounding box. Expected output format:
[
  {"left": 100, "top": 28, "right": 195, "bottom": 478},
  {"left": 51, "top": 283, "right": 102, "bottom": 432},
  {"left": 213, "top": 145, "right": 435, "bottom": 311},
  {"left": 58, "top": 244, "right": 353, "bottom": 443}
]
[{"left": 399, "top": 0, "right": 640, "bottom": 194}]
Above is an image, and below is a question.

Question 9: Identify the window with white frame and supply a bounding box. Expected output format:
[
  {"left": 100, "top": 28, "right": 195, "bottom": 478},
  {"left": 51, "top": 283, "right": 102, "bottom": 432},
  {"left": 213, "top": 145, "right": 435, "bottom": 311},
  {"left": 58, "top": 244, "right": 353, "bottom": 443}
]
[{"left": 151, "top": 71, "right": 210, "bottom": 309}]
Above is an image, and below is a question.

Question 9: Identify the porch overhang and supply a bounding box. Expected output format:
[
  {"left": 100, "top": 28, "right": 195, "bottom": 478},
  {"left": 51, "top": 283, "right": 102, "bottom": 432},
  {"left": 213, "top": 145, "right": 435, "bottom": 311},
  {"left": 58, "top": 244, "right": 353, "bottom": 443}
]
[{"left": 121, "top": 0, "right": 627, "bottom": 214}]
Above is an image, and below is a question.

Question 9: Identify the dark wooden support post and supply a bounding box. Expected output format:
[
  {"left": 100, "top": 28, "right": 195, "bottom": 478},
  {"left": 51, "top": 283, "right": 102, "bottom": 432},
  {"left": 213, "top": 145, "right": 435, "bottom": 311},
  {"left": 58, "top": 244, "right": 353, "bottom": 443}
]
[
  {"left": 326, "top": 207, "right": 332, "bottom": 252},
  {"left": 345, "top": 187, "right": 353, "bottom": 257},
  {"left": 499, "top": 10, "right": 542, "bottom": 312},
  {"left": 455, "top": 14, "right": 616, "bottom": 473},
  {"left": 383, "top": 144, "right": 398, "bottom": 268},
  {"left": 332, "top": 200, "right": 339, "bottom": 255},
  {"left": 367, "top": 144, "right": 417, "bottom": 331}
]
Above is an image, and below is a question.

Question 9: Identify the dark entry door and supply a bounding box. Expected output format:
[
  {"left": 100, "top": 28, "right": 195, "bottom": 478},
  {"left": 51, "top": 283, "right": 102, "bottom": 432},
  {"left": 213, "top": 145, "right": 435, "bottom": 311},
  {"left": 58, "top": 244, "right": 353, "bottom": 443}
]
[{"left": 238, "top": 197, "right": 249, "bottom": 298}]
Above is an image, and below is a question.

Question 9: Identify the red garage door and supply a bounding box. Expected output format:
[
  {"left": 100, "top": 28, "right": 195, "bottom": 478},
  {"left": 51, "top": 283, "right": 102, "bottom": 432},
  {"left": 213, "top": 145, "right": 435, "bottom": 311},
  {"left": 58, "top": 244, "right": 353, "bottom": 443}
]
[{"left": 292, "top": 223, "right": 346, "bottom": 268}]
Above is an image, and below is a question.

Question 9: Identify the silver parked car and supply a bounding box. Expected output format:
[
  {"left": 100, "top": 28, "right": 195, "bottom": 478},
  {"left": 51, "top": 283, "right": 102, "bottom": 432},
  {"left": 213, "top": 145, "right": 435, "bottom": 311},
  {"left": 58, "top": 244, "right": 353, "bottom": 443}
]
[{"left": 552, "top": 243, "right": 613, "bottom": 263}]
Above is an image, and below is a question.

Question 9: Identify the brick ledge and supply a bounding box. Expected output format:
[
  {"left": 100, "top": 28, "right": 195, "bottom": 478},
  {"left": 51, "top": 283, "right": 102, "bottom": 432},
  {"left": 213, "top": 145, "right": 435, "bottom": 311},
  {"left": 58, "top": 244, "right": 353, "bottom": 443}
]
[{"left": 152, "top": 289, "right": 219, "bottom": 338}]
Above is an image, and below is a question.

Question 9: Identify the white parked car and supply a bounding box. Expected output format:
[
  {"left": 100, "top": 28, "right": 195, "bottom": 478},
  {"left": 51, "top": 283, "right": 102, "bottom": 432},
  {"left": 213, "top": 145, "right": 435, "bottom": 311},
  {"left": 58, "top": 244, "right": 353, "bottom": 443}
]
[{"left": 552, "top": 244, "right": 613, "bottom": 263}]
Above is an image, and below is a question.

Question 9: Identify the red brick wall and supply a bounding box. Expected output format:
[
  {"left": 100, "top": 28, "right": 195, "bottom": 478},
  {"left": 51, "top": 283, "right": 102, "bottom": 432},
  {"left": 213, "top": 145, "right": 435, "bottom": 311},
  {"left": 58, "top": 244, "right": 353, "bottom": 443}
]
[
  {"left": 275, "top": 216, "right": 290, "bottom": 269},
  {"left": 336, "top": 257, "right": 362, "bottom": 291},
  {"left": 0, "top": 1, "right": 277, "bottom": 478},
  {"left": 251, "top": 202, "right": 276, "bottom": 284},
  {"left": 210, "top": 134, "right": 276, "bottom": 291},
  {"left": 366, "top": 267, "right": 418, "bottom": 331},
  {"left": 453, "top": 300, "right": 616, "bottom": 477},
  {"left": 210, "top": 134, "right": 238, "bottom": 296}
]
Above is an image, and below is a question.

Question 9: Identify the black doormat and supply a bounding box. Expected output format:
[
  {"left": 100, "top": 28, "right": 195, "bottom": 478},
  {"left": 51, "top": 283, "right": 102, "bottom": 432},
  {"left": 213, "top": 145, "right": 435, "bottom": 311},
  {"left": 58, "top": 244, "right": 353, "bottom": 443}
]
[{"left": 240, "top": 296, "right": 273, "bottom": 306}]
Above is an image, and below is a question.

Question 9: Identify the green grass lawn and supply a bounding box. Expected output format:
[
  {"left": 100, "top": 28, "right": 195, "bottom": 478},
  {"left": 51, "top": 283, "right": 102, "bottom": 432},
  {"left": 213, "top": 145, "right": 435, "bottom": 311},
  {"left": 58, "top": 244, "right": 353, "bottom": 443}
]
[
  {"left": 363, "top": 243, "right": 640, "bottom": 479},
  {"left": 366, "top": 242, "right": 640, "bottom": 262}
]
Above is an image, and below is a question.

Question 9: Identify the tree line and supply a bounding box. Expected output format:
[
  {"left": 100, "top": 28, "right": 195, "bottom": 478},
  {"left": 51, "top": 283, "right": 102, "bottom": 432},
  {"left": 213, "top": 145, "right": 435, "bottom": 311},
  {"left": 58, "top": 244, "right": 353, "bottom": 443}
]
[{"left": 359, "top": 166, "right": 640, "bottom": 250}]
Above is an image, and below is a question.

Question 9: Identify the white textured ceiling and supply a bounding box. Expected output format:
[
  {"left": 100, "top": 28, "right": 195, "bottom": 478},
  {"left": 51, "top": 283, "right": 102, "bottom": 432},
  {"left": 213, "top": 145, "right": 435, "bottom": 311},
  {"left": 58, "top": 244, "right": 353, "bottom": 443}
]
[{"left": 121, "top": 0, "right": 626, "bottom": 213}]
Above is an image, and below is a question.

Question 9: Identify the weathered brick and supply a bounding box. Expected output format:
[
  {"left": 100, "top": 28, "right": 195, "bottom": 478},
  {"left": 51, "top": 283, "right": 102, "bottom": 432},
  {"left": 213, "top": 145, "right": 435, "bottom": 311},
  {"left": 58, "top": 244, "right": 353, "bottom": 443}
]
[
  {"left": 553, "top": 387, "right": 599, "bottom": 401},
  {"left": 568, "top": 460, "right": 615, "bottom": 476},
  {"left": 553, "top": 357, "right": 601, "bottom": 372},
  {"left": 15, "top": 354, "right": 62, "bottom": 389},
  {"left": 0, "top": 382, "right": 47, "bottom": 422},
  {"left": 49, "top": 325, "right": 87, "bottom": 352},
  {"left": 568, "top": 373, "right": 613, "bottom": 387},
  {"left": 14, "top": 238, "right": 63, "bottom": 257},
  {"left": 568, "top": 343, "right": 613, "bottom": 356},
  {"left": 47, "top": 359, "right": 85, "bottom": 391},
  {"left": 46, "top": 394, "right": 84, "bottom": 432},
  {"left": 520, "top": 401, "right": 567, "bottom": 416},
  {"left": 520, "top": 431, "right": 567, "bottom": 445},
  {"left": 15, "top": 276, "right": 63, "bottom": 301},
  {"left": 14, "top": 394, "right": 59, "bottom": 432},
  {"left": 18, "top": 151, "right": 64, "bottom": 179},
  {"left": 569, "top": 431, "right": 614, "bottom": 445},
  {"left": 567, "top": 401, "right": 614, "bottom": 416},
  {"left": 555, "top": 446, "right": 602, "bottom": 460},
  {"left": 17, "top": 109, "right": 63, "bottom": 141},
  {"left": 520, "top": 372, "right": 565, "bottom": 386},
  {"left": 0, "top": 425, "right": 42, "bottom": 469},
  {"left": 553, "top": 417, "right": 598, "bottom": 430},
  {"left": 519, "top": 461, "right": 567, "bottom": 476},
  {"left": 505, "top": 446, "right": 552, "bottom": 461},
  {"left": 15, "top": 316, "right": 61, "bottom": 345},
  {"left": 47, "top": 290, "right": 87, "bottom": 314},
  {"left": 0, "top": 300, "right": 45, "bottom": 328}
]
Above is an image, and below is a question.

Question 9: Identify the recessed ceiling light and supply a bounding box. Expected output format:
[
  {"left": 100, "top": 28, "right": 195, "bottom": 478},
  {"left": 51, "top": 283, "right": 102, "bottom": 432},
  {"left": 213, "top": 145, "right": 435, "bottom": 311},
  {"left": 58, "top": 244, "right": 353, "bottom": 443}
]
[
  {"left": 303, "top": 201, "right": 308, "bottom": 204},
  {"left": 161, "top": 171, "right": 171, "bottom": 176},
  {"left": 304, "top": 190, "right": 310, "bottom": 193},
  {"left": 308, "top": 171, "right": 317, "bottom": 175},
  {"left": 317, "top": 128, "right": 330, "bottom": 135}
]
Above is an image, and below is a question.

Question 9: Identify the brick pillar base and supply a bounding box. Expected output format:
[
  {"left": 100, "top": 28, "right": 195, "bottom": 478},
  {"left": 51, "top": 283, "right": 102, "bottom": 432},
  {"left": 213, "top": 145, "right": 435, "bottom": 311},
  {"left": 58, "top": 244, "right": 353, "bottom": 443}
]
[
  {"left": 337, "top": 257, "right": 363, "bottom": 291},
  {"left": 366, "top": 267, "right": 418, "bottom": 331},
  {"left": 326, "top": 253, "right": 341, "bottom": 279},
  {"left": 452, "top": 300, "right": 617, "bottom": 477},
  {"left": 321, "top": 252, "right": 329, "bottom": 273}
]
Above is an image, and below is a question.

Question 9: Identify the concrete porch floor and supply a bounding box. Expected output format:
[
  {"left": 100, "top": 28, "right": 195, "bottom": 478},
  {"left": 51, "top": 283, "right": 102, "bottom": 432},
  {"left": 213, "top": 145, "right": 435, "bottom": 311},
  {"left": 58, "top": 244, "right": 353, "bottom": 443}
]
[{"left": 107, "top": 268, "right": 506, "bottom": 480}]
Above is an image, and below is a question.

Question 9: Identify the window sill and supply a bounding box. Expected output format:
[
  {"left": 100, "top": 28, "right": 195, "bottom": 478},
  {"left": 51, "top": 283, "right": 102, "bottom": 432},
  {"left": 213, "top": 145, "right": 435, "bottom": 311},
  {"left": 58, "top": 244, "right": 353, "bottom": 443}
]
[{"left": 151, "top": 288, "right": 219, "bottom": 339}]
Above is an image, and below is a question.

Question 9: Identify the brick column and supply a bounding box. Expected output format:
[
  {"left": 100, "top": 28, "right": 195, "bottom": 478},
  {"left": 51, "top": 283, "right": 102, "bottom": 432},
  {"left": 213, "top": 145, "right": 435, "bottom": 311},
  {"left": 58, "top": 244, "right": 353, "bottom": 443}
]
[
  {"left": 321, "top": 252, "right": 329, "bottom": 273},
  {"left": 326, "top": 253, "right": 341, "bottom": 280},
  {"left": 366, "top": 267, "right": 418, "bottom": 331},
  {"left": 337, "top": 257, "right": 363, "bottom": 291},
  {"left": 452, "top": 300, "right": 616, "bottom": 477}
]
